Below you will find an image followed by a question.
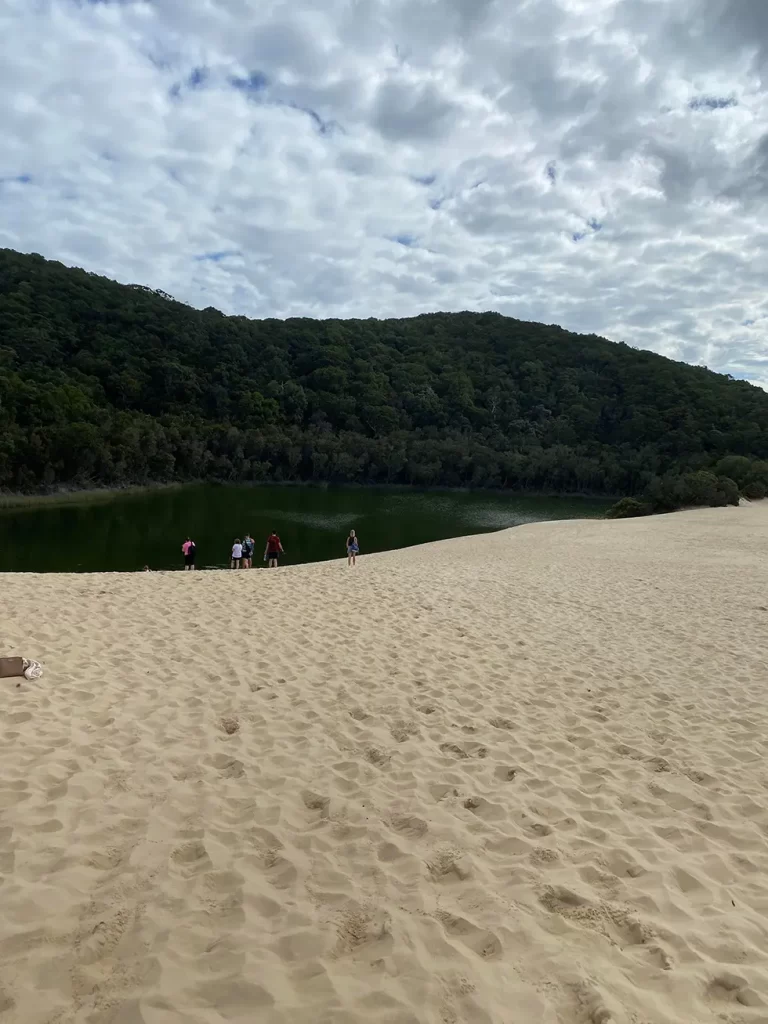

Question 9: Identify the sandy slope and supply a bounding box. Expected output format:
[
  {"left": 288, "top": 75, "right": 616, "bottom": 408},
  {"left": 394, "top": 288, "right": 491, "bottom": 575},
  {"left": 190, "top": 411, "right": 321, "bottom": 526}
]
[{"left": 1, "top": 504, "right": 768, "bottom": 1024}]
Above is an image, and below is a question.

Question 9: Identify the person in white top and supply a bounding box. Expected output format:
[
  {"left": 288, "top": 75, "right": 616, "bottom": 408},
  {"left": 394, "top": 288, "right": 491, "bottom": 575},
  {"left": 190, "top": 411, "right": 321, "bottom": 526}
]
[{"left": 231, "top": 539, "right": 243, "bottom": 569}]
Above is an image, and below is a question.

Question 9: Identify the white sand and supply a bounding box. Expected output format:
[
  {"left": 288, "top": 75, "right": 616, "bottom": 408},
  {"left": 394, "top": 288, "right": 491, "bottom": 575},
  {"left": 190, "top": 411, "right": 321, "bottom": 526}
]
[{"left": 1, "top": 504, "right": 768, "bottom": 1024}]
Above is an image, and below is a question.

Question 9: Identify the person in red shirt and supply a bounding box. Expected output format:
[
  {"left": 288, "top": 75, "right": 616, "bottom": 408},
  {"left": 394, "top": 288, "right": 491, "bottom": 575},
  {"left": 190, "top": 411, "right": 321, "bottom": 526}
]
[{"left": 264, "top": 531, "right": 284, "bottom": 568}]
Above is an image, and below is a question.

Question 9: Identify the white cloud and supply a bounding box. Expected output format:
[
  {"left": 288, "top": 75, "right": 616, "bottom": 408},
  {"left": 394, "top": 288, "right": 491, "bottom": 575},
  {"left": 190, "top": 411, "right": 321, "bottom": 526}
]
[{"left": 1, "top": 0, "right": 767, "bottom": 387}]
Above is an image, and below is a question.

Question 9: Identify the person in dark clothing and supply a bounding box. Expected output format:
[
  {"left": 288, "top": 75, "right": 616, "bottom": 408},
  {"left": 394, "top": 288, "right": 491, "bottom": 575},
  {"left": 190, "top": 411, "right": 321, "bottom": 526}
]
[
  {"left": 242, "top": 534, "right": 254, "bottom": 568},
  {"left": 182, "top": 537, "right": 196, "bottom": 570},
  {"left": 265, "top": 531, "right": 283, "bottom": 568}
]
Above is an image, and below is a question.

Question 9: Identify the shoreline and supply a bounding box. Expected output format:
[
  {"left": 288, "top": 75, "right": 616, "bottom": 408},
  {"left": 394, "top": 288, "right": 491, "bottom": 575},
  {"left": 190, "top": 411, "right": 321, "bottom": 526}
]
[
  {"left": 0, "top": 481, "right": 184, "bottom": 512},
  {"left": 0, "top": 477, "right": 620, "bottom": 512}
]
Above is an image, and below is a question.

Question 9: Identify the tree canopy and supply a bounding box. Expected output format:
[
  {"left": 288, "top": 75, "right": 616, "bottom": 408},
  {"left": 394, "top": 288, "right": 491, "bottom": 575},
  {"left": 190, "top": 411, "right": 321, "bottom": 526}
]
[{"left": 1, "top": 247, "right": 767, "bottom": 505}]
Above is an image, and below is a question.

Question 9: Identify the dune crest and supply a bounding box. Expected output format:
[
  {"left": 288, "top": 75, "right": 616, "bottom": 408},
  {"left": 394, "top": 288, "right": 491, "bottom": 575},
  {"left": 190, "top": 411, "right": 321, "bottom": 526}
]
[{"left": 1, "top": 504, "right": 768, "bottom": 1023}]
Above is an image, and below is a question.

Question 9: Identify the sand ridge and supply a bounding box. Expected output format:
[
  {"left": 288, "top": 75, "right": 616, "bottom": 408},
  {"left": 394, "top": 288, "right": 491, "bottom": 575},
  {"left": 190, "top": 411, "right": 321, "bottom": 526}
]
[{"left": 1, "top": 503, "right": 768, "bottom": 1023}]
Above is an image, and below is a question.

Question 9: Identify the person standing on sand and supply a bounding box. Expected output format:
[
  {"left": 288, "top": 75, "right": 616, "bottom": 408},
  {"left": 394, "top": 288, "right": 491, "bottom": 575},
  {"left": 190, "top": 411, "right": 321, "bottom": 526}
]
[
  {"left": 231, "top": 538, "right": 243, "bottom": 569},
  {"left": 242, "top": 534, "right": 254, "bottom": 569},
  {"left": 182, "top": 537, "right": 196, "bottom": 570},
  {"left": 264, "top": 531, "right": 283, "bottom": 568},
  {"left": 346, "top": 529, "right": 359, "bottom": 566}
]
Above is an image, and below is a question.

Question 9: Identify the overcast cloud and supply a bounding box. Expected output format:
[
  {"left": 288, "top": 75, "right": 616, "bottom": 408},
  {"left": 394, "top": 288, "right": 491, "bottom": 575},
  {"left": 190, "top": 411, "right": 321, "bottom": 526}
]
[{"left": 2, "top": 0, "right": 768, "bottom": 387}]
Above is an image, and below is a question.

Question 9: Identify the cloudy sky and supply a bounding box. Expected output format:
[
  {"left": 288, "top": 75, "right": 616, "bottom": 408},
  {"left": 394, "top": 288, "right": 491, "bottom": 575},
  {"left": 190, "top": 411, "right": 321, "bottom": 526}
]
[{"left": 2, "top": 0, "right": 768, "bottom": 387}]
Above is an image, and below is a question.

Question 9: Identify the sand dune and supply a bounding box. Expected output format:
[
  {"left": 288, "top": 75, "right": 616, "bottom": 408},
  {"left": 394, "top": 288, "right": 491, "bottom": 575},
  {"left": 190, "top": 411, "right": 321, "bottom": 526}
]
[{"left": 1, "top": 503, "right": 768, "bottom": 1024}]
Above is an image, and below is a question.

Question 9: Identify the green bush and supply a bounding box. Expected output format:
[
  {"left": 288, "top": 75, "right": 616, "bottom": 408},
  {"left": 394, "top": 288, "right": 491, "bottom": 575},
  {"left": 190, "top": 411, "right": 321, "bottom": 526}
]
[
  {"left": 714, "top": 456, "right": 753, "bottom": 488},
  {"left": 715, "top": 475, "right": 741, "bottom": 506},
  {"left": 743, "top": 480, "right": 767, "bottom": 500},
  {"left": 605, "top": 497, "right": 652, "bottom": 518},
  {"left": 640, "top": 471, "right": 740, "bottom": 513},
  {"left": 673, "top": 471, "right": 739, "bottom": 508},
  {"left": 679, "top": 471, "right": 721, "bottom": 506}
]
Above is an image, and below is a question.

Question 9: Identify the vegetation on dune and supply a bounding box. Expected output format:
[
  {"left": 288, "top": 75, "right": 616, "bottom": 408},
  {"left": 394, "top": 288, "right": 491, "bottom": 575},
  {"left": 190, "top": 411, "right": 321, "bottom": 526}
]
[{"left": 1, "top": 248, "right": 767, "bottom": 513}]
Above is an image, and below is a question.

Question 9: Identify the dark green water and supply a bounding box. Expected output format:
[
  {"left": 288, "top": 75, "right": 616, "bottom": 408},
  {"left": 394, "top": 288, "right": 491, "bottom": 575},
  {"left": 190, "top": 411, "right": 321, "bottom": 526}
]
[{"left": 0, "top": 485, "right": 610, "bottom": 572}]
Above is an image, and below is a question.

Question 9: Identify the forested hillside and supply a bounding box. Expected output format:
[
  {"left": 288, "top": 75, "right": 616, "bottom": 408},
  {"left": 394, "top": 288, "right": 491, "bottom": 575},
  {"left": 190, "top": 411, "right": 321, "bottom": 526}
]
[{"left": 1, "top": 248, "right": 767, "bottom": 504}]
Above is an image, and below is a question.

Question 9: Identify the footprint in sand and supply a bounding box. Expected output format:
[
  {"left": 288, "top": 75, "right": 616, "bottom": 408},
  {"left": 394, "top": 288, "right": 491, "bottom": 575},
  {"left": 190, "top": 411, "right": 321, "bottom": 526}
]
[
  {"left": 364, "top": 746, "right": 391, "bottom": 767},
  {"left": 389, "top": 813, "right": 428, "bottom": 838},
  {"left": 488, "top": 716, "right": 514, "bottom": 730},
  {"left": 204, "top": 753, "right": 245, "bottom": 779},
  {"left": 258, "top": 849, "right": 298, "bottom": 890},
  {"left": 390, "top": 719, "right": 419, "bottom": 742},
  {"left": 539, "top": 885, "right": 663, "bottom": 960},
  {"left": 707, "top": 972, "right": 763, "bottom": 1007},
  {"left": 77, "top": 910, "right": 129, "bottom": 965},
  {"left": 572, "top": 981, "right": 619, "bottom": 1024},
  {"left": 440, "top": 742, "right": 469, "bottom": 759},
  {"left": 435, "top": 911, "right": 501, "bottom": 959},
  {"left": 86, "top": 847, "right": 126, "bottom": 871},
  {"left": 170, "top": 840, "right": 213, "bottom": 874},
  {"left": 427, "top": 846, "right": 472, "bottom": 882},
  {"left": 196, "top": 978, "right": 274, "bottom": 1014},
  {"left": 463, "top": 797, "right": 504, "bottom": 821},
  {"left": 525, "top": 821, "right": 553, "bottom": 838},
  {"left": 439, "top": 741, "right": 487, "bottom": 759},
  {"left": 7, "top": 711, "right": 32, "bottom": 725},
  {"left": 301, "top": 790, "right": 331, "bottom": 817},
  {"left": 332, "top": 907, "right": 392, "bottom": 958}
]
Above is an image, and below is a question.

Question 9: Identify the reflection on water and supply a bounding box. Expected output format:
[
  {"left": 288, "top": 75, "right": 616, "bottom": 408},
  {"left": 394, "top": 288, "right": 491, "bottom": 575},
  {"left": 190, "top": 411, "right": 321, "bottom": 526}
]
[
  {"left": 0, "top": 485, "right": 610, "bottom": 573},
  {"left": 263, "top": 510, "right": 359, "bottom": 531}
]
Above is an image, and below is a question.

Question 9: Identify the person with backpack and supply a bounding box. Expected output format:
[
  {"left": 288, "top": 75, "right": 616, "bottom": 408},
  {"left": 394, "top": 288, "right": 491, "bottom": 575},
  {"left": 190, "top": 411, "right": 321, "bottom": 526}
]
[
  {"left": 242, "top": 534, "right": 254, "bottom": 569},
  {"left": 182, "top": 536, "right": 196, "bottom": 570}
]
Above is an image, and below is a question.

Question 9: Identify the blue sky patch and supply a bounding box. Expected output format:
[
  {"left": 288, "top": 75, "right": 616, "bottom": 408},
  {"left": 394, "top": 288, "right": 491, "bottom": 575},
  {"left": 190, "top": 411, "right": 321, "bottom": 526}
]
[
  {"left": 230, "top": 71, "right": 270, "bottom": 94},
  {"left": 194, "top": 250, "right": 241, "bottom": 263},
  {"left": 689, "top": 95, "right": 737, "bottom": 110},
  {"left": 172, "top": 66, "right": 209, "bottom": 98},
  {"left": 188, "top": 66, "right": 208, "bottom": 89}
]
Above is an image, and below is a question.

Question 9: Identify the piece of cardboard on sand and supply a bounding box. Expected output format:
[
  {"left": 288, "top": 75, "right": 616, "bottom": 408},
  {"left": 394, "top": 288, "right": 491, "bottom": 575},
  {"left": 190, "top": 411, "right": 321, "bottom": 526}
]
[{"left": 0, "top": 657, "right": 25, "bottom": 678}]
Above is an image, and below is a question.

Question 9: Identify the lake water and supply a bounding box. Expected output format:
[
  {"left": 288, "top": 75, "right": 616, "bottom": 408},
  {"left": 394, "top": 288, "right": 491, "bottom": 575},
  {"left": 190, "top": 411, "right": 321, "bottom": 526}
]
[{"left": 0, "top": 485, "right": 611, "bottom": 572}]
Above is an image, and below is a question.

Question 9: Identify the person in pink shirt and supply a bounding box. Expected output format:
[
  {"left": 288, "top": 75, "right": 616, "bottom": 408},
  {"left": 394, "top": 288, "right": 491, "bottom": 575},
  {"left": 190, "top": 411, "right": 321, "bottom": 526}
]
[{"left": 181, "top": 537, "right": 196, "bottom": 570}]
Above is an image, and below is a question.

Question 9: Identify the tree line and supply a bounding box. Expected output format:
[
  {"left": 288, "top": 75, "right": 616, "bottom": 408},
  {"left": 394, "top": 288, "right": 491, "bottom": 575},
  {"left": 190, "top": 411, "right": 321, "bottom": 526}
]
[{"left": 1, "top": 248, "right": 767, "bottom": 513}]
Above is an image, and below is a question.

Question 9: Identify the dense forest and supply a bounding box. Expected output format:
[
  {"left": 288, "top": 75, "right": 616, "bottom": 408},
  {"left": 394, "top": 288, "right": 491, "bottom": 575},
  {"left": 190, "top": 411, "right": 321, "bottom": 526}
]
[{"left": 1, "top": 248, "right": 767, "bottom": 511}]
